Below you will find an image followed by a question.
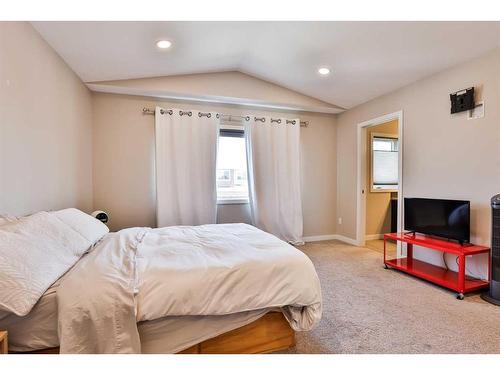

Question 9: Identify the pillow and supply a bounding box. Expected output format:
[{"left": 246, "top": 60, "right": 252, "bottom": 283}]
[
  {"left": 0, "top": 215, "right": 19, "bottom": 316},
  {"left": 51, "top": 208, "right": 109, "bottom": 245},
  {"left": 0, "top": 214, "right": 18, "bottom": 226},
  {"left": 0, "top": 211, "right": 93, "bottom": 316}
]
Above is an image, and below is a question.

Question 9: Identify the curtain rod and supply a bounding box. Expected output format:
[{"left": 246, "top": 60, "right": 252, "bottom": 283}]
[{"left": 141, "top": 108, "right": 309, "bottom": 127}]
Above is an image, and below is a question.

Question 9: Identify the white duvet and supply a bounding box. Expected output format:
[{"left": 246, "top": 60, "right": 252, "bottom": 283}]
[
  {"left": 57, "top": 223, "right": 322, "bottom": 353},
  {"left": 0, "top": 210, "right": 108, "bottom": 317}
]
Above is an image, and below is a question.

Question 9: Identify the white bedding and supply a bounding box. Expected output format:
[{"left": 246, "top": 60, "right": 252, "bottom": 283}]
[
  {"left": 138, "top": 309, "right": 270, "bottom": 353},
  {"left": 57, "top": 223, "right": 322, "bottom": 353},
  {"left": 0, "top": 211, "right": 103, "bottom": 316},
  {"left": 136, "top": 224, "right": 321, "bottom": 325},
  {"left": 1, "top": 279, "right": 270, "bottom": 353},
  {"left": 0, "top": 280, "right": 60, "bottom": 351},
  {"left": 0, "top": 210, "right": 321, "bottom": 354}
]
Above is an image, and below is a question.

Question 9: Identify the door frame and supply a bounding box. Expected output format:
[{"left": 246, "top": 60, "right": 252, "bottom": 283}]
[{"left": 356, "top": 110, "right": 404, "bottom": 256}]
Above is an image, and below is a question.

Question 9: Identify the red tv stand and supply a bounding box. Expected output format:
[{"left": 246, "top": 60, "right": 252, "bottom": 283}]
[{"left": 383, "top": 233, "right": 490, "bottom": 299}]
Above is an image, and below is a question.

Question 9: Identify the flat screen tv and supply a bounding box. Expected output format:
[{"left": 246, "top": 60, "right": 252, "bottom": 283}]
[{"left": 404, "top": 198, "right": 470, "bottom": 244}]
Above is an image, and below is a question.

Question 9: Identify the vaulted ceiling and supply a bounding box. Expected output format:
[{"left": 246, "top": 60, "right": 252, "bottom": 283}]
[{"left": 32, "top": 21, "right": 500, "bottom": 109}]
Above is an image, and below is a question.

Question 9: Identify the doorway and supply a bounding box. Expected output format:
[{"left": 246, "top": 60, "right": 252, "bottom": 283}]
[{"left": 356, "top": 111, "right": 403, "bottom": 257}]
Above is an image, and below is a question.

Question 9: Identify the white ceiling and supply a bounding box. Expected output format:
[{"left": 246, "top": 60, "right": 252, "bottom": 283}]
[{"left": 32, "top": 21, "right": 500, "bottom": 109}]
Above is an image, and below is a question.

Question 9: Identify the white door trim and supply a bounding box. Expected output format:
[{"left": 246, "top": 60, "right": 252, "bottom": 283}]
[{"left": 356, "top": 110, "right": 404, "bottom": 256}]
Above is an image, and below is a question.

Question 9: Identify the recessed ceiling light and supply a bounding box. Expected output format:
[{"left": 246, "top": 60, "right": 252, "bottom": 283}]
[
  {"left": 318, "top": 67, "right": 331, "bottom": 76},
  {"left": 156, "top": 40, "right": 172, "bottom": 49}
]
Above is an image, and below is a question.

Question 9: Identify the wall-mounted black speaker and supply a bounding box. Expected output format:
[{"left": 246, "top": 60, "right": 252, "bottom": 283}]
[
  {"left": 481, "top": 194, "right": 500, "bottom": 305},
  {"left": 450, "top": 87, "right": 475, "bottom": 114}
]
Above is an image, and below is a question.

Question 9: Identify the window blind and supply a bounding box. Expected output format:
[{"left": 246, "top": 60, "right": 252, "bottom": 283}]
[{"left": 373, "top": 137, "right": 398, "bottom": 185}]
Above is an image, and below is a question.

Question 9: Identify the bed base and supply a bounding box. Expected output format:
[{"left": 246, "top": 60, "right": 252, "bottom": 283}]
[
  {"left": 179, "top": 312, "right": 295, "bottom": 354},
  {"left": 12, "top": 312, "right": 295, "bottom": 354}
]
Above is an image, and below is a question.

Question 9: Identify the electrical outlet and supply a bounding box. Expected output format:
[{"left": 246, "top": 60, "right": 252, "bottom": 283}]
[{"left": 338, "top": 217, "right": 342, "bottom": 225}]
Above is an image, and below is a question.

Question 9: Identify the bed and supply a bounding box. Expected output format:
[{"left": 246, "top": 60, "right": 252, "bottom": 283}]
[
  {"left": 2, "top": 285, "right": 288, "bottom": 354},
  {"left": 0, "top": 209, "right": 321, "bottom": 354}
]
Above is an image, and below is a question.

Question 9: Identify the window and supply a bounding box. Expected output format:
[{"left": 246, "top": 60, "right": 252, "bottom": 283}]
[
  {"left": 216, "top": 128, "right": 249, "bottom": 204},
  {"left": 371, "top": 135, "right": 399, "bottom": 191}
]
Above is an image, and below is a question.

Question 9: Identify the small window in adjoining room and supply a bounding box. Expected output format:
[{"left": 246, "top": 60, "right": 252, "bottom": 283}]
[
  {"left": 371, "top": 134, "right": 399, "bottom": 192},
  {"left": 216, "top": 128, "right": 249, "bottom": 204}
]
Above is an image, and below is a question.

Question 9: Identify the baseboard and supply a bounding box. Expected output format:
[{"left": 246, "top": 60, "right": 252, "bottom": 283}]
[
  {"left": 365, "top": 234, "right": 384, "bottom": 241},
  {"left": 303, "top": 234, "right": 338, "bottom": 242},
  {"left": 303, "top": 234, "right": 358, "bottom": 246},
  {"left": 333, "top": 235, "right": 359, "bottom": 246}
]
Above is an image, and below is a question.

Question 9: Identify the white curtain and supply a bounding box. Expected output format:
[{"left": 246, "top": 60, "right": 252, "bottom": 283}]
[
  {"left": 155, "top": 107, "right": 219, "bottom": 227},
  {"left": 245, "top": 117, "right": 304, "bottom": 244}
]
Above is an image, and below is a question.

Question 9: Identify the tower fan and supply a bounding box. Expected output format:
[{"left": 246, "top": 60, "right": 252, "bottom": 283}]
[{"left": 482, "top": 194, "right": 500, "bottom": 305}]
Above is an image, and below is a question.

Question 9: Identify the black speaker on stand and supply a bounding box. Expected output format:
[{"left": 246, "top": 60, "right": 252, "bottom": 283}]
[{"left": 481, "top": 194, "right": 500, "bottom": 305}]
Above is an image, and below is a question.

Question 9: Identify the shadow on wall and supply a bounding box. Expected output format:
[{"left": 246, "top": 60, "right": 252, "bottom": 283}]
[{"left": 217, "top": 203, "right": 252, "bottom": 224}]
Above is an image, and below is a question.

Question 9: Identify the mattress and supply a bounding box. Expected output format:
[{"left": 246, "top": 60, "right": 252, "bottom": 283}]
[
  {"left": 138, "top": 309, "right": 270, "bottom": 353},
  {"left": 1, "top": 281, "right": 271, "bottom": 353},
  {"left": 0, "top": 280, "right": 60, "bottom": 351}
]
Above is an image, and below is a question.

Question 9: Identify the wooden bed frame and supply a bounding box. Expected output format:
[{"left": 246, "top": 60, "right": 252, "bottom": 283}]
[{"left": 12, "top": 312, "right": 295, "bottom": 354}]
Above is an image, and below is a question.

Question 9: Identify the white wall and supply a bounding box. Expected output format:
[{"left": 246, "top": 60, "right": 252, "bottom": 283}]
[
  {"left": 0, "top": 22, "right": 93, "bottom": 215},
  {"left": 336, "top": 48, "right": 500, "bottom": 278},
  {"left": 217, "top": 203, "right": 252, "bottom": 225},
  {"left": 92, "top": 92, "right": 338, "bottom": 237}
]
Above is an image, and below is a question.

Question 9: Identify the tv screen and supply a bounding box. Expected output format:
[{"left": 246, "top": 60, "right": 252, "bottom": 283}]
[{"left": 404, "top": 198, "right": 470, "bottom": 243}]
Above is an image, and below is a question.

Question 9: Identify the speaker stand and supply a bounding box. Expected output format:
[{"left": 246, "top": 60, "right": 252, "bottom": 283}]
[{"left": 481, "top": 293, "right": 500, "bottom": 306}]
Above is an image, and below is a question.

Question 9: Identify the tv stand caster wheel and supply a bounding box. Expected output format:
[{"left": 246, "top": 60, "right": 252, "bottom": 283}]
[
  {"left": 457, "top": 293, "right": 464, "bottom": 300},
  {"left": 384, "top": 264, "right": 389, "bottom": 269}
]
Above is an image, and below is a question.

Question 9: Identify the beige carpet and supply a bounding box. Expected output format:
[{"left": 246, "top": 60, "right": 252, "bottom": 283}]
[
  {"left": 365, "top": 239, "right": 396, "bottom": 254},
  {"left": 283, "top": 240, "right": 500, "bottom": 354}
]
